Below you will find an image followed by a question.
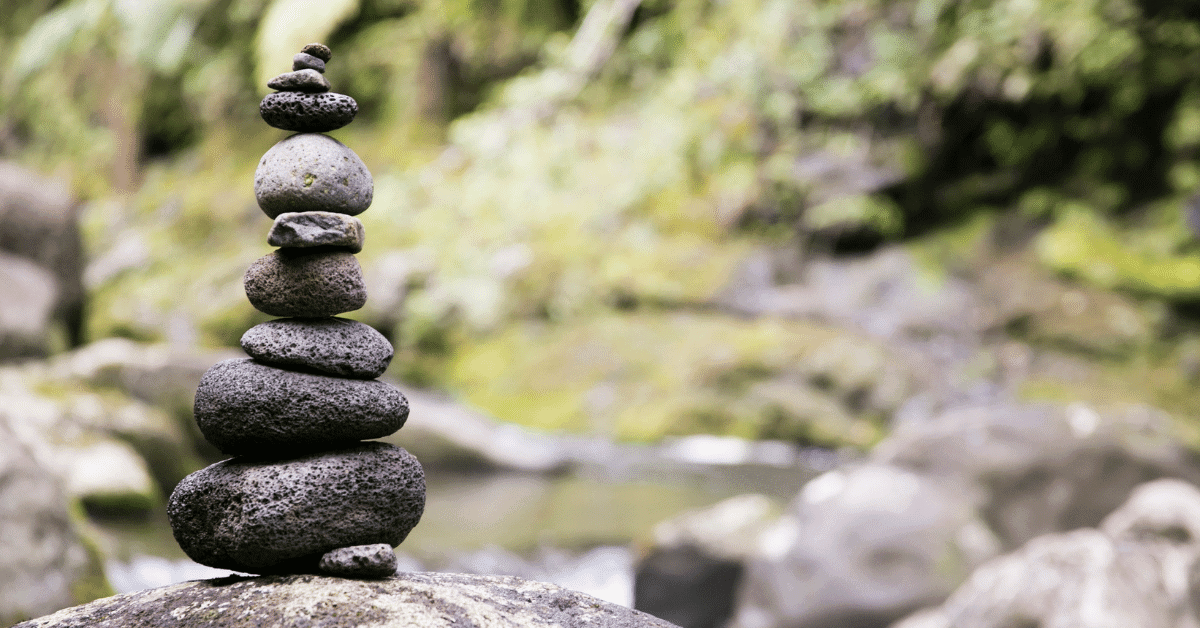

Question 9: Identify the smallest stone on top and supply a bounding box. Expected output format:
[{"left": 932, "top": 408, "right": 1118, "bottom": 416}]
[{"left": 261, "top": 42, "right": 356, "bottom": 133}]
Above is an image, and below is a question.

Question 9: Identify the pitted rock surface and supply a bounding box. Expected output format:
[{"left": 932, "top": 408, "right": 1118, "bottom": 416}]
[
  {"left": 292, "top": 52, "right": 325, "bottom": 73},
  {"left": 244, "top": 250, "right": 366, "bottom": 317},
  {"left": 267, "top": 211, "right": 365, "bottom": 252},
  {"left": 166, "top": 442, "right": 425, "bottom": 574},
  {"left": 267, "top": 69, "right": 330, "bottom": 93},
  {"left": 194, "top": 358, "right": 407, "bottom": 455},
  {"left": 240, "top": 318, "right": 392, "bottom": 379},
  {"left": 254, "top": 133, "right": 372, "bottom": 218},
  {"left": 259, "top": 92, "right": 357, "bottom": 133},
  {"left": 318, "top": 544, "right": 398, "bottom": 578},
  {"left": 14, "top": 572, "right": 679, "bottom": 628}
]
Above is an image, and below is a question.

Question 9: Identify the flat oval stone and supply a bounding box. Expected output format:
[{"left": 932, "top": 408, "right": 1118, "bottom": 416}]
[
  {"left": 241, "top": 317, "right": 392, "bottom": 379},
  {"left": 267, "top": 69, "right": 330, "bottom": 93},
  {"left": 267, "top": 211, "right": 364, "bottom": 252},
  {"left": 293, "top": 52, "right": 325, "bottom": 73},
  {"left": 193, "top": 358, "right": 407, "bottom": 455},
  {"left": 319, "top": 544, "right": 398, "bottom": 578},
  {"left": 244, "top": 250, "right": 366, "bottom": 318},
  {"left": 255, "top": 134, "right": 373, "bottom": 217},
  {"left": 259, "top": 91, "right": 357, "bottom": 133},
  {"left": 302, "top": 43, "right": 332, "bottom": 62},
  {"left": 167, "top": 442, "right": 425, "bottom": 575}
]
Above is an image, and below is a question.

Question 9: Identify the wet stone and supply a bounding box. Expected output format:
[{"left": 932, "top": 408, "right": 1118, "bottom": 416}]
[
  {"left": 268, "top": 211, "right": 364, "bottom": 252},
  {"left": 259, "top": 91, "right": 357, "bottom": 133},
  {"left": 193, "top": 358, "right": 408, "bottom": 455},
  {"left": 241, "top": 317, "right": 392, "bottom": 379},
  {"left": 302, "top": 43, "right": 332, "bottom": 63},
  {"left": 244, "top": 249, "right": 366, "bottom": 318},
  {"left": 254, "top": 133, "right": 373, "bottom": 218},
  {"left": 167, "top": 442, "right": 425, "bottom": 575},
  {"left": 319, "top": 544, "right": 398, "bottom": 579},
  {"left": 267, "top": 69, "right": 330, "bottom": 93},
  {"left": 293, "top": 52, "right": 325, "bottom": 73}
]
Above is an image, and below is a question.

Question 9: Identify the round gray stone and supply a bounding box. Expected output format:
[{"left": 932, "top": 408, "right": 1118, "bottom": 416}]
[
  {"left": 318, "top": 544, "right": 397, "bottom": 579},
  {"left": 167, "top": 442, "right": 425, "bottom": 575},
  {"left": 259, "top": 91, "right": 357, "bottom": 133},
  {"left": 243, "top": 250, "right": 366, "bottom": 318},
  {"left": 193, "top": 358, "right": 408, "bottom": 455},
  {"left": 240, "top": 317, "right": 392, "bottom": 379},
  {"left": 267, "top": 69, "right": 330, "bottom": 93},
  {"left": 267, "top": 211, "right": 364, "bottom": 252},
  {"left": 292, "top": 52, "right": 325, "bottom": 73},
  {"left": 254, "top": 134, "right": 373, "bottom": 218},
  {"left": 302, "top": 42, "right": 332, "bottom": 62}
]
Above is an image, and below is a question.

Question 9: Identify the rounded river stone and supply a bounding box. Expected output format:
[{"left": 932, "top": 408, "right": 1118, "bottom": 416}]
[
  {"left": 241, "top": 317, "right": 392, "bottom": 379},
  {"left": 254, "top": 133, "right": 372, "bottom": 217},
  {"left": 302, "top": 42, "right": 332, "bottom": 62},
  {"left": 267, "top": 69, "right": 330, "bottom": 93},
  {"left": 319, "top": 544, "right": 398, "bottom": 579},
  {"left": 293, "top": 52, "right": 325, "bottom": 73},
  {"left": 193, "top": 358, "right": 407, "bottom": 455},
  {"left": 267, "top": 211, "right": 364, "bottom": 252},
  {"left": 244, "top": 250, "right": 366, "bottom": 318},
  {"left": 259, "top": 92, "right": 357, "bottom": 133},
  {"left": 167, "top": 441, "right": 425, "bottom": 575}
]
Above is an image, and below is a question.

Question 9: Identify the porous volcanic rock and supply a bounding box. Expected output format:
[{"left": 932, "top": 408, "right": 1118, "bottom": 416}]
[
  {"left": 240, "top": 318, "right": 392, "bottom": 379},
  {"left": 243, "top": 250, "right": 366, "bottom": 318},
  {"left": 254, "top": 134, "right": 372, "bottom": 218},
  {"left": 267, "top": 211, "right": 365, "bottom": 252},
  {"left": 259, "top": 92, "right": 357, "bottom": 133},
  {"left": 167, "top": 442, "right": 425, "bottom": 574},
  {"left": 193, "top": 358, "right": 407, "bottom": 455}
]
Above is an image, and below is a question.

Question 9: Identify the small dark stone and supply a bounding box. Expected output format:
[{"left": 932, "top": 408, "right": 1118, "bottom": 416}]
[
  {"left": 293, "top": 52, "right": 325, "bottom": 73},
  {"left": 319, "top": 544, "right": 398, "bottom": 578},
  {"left": 241, "top": 317, "right": 392, "bottom": 379},
  {"left": 259, "top": 92, "right": 357, "bottom": 133},
  {"left": 302, "top": 43, "right": 332, "bottom": 62},
  {"left": 267, "top": 211, "right": 364, "bottom": 252},
  {"left": 167, "top": 442, "right": 425, "bottom": 575},
  {"left": 267, "top": 69, "right": 330, "bottom": 93},
  {"left": 193, "top": 358, "right": 408, "bottom": 455},
  {"left": 243, "top": 250, "right": 366, "bottom": 318}
]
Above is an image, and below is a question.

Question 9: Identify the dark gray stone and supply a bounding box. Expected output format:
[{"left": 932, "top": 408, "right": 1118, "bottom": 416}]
[
  {"left": 14, "top": 572, "right": 680, "bottom": 628},
  {"left": 240, "top": 318, "right": 392, "bottom": 379},
  {"left": 166, "top": 442, "right": 425, "bottom": 575},
  {"left": 318, "top": 544, "right": 397, "bottom": 578},
  {"left": 267, "top": 211, "right": 364, "bottom": 252},
  {"left": 266, "top": 69, "right": 330, "bottom": 93},
  {"left": 193, "top": 358, "right": 407, "bottom": 455},
  {"left": 243, "top": 250, "right": 366, "bottom": 318},
  {"left": 254, "top": 134, "right": 373, "bottom": 218},
  {"left": 292, "top": 52, "right": 325, "bottom": 73},
  {"left": 302, "top": 43, "right": 332, "bottom": 62},
  {"left": 259, "top": 92, "right": 357, "bottom": 133}
]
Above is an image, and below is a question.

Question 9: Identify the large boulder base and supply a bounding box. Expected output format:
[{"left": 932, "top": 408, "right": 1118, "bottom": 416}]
[
  {"left": 167, "top": 442, "right": 425, "bottom": 574},
  {"left": 13, "top": 572, "right": 681, "bottom": 628}
]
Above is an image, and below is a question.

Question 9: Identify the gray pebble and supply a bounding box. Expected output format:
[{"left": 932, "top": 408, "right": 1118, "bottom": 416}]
[
  {"left": 268, "top": 211, "right": 364, "bottom": 252},
  {"left": 260, "top": 92, "right": 357, "bottom": 133},
  {"left": 302, "top": 43, "right": 332, "bottom": 62},
  {"left": 319, "top": 544, "right": 398, "bottom": 579},
  {"left": 267, "top": 69, "right": 330, "bottom": 93},
  {"left": 255, "top": 133, "right": 373, "bottom": 218},
  {"left": 241, "top": 317, "right": 393, "bottom": 379},
  {"left": 244, "top": 250, "right": 366, "bottom": 317},
  {"left": 293, "top": 52, "right": 326, "bottom": 73},
  {"left": 194, "top": 358, "right": 408, "bottom": 455},
  {"left": 167, "top": 442, "right": 425, "bottom": 575}
]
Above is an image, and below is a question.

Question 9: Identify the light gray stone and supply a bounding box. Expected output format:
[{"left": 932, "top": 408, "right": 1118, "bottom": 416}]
[
  {"left": 254, "top": 133, "right": 373, "bottom": 218},
  {"left": 243, "top": 250, "right": 366, "bottom": 318},
  {"left": 193, "top": 358, "right": 408, "bottom": 455},
  {"left": 266, "top": 69, "right": 330, "bottom": 93},
  {"left": 167, "top": 442, "right": 425, "bottom": 575},
  {"left": 14, "top": 572, "right": 679, "bottom": 628},
  {"left": 240, "top": 317, "right": 392, "bottom": 379},
  {"left": 267, "top": 211, "right": 364, "bottom": 252},
  {"left": 259, "top": 92, "right": 357, "bottom": 133},
  {"left": 318, "top": 544, "right": 397, "bottom": 579},
  {"left": 292, "top": 52, "right": 325, "bottom": 73}
]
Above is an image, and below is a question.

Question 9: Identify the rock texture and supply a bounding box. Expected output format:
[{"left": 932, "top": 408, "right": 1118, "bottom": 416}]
[
  {"left": 267, "top": 211, "right": 365, "bottom": 252},
  {"left": 254, "top": 134, "right": 373, "bottom": 217},
  {"left": 243, "top": 250, "right": 366, "bottom": 317},
  {"left": 319, "top": 544, "right": 398, "bottom": 578},
  {"left": 13, "top": 572, "right": 680, "bottom": 628},
  {"left": 259, "top": 92, "right": 358, "bottom": 133},
  {"left": 240, "top": 317, "right": 392, "bottom": 378}
]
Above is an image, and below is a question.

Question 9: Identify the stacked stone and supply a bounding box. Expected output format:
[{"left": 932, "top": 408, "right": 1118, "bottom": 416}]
[{"left": 167, "top": 44, "right": 425, "bottom": 580}]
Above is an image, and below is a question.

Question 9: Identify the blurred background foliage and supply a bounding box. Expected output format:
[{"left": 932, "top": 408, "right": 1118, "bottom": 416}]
[{"left": 7, "top": 0, "right": 1200, "bottom": 445}]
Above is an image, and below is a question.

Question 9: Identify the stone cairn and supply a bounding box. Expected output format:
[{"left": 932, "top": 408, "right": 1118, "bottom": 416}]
[{"left": 167, "top": 43, "right": 426, "bottom": 579}]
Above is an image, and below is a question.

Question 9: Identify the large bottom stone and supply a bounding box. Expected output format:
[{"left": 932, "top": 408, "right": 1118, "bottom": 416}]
[{"left": 166, "top": 442, "right": 425, "bottom": 575}]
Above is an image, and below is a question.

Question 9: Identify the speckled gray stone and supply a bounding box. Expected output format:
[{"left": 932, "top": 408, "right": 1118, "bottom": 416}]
[
  {"left": 302, "top": 43, "right": 332, "bottom": 62},
  {"left": 267, "top": 211, "right": 364, "bottom": 252},
  {"left": 267, "top": 69, "right": 330, "bottom": 93},
  {"left": 241, "top": 317, "right": 392, "bottom": 379},
  {"left": 292, "top": 52, "right": 325, "bottom": 73},
  {"left": 243, "top": 250, "right": 366, "bottom": 318},
  {"left": 193, "top": 358, "right": 407, "bottom": 455},
  {"left": 166, "top": 442, "right": 425, "bottom": 575},
  {"left": 254, "top": 134, "right": 373, "bottom": 218},
  {"left": 318, "top": 544, "right": 397, "bottom": 578},
  {"left": 259, "top": 91, "right": 357, "bottom": 133}
]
